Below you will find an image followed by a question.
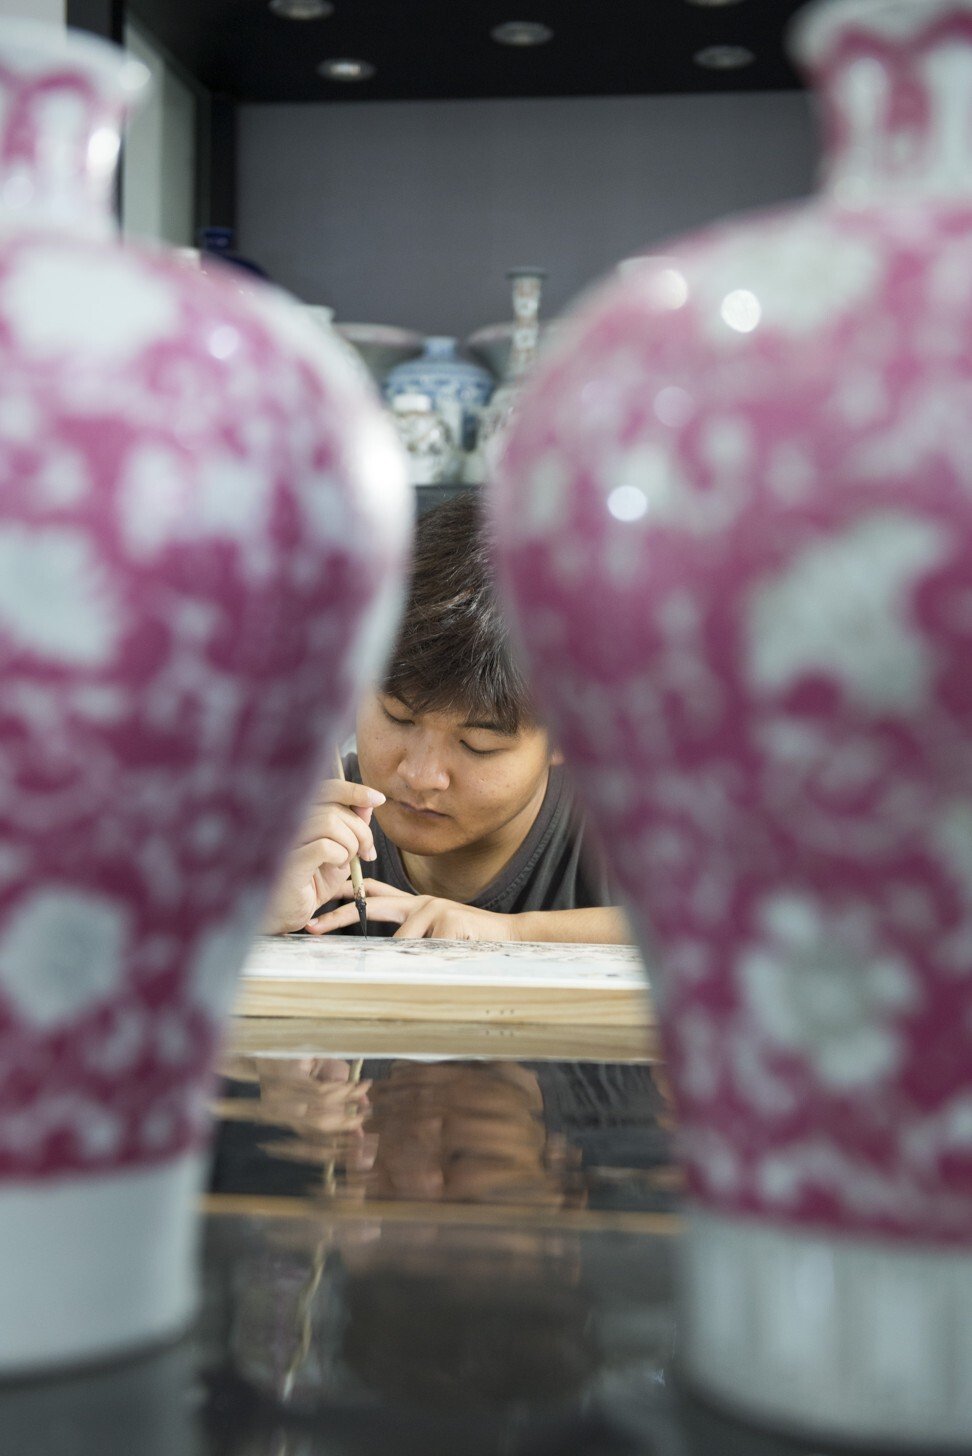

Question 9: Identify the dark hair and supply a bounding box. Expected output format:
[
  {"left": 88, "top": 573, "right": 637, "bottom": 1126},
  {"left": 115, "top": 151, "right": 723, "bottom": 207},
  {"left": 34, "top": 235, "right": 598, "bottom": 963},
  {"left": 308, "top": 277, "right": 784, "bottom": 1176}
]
[{"left": 382, "top": 493, "right": 536, "bottom": 735}]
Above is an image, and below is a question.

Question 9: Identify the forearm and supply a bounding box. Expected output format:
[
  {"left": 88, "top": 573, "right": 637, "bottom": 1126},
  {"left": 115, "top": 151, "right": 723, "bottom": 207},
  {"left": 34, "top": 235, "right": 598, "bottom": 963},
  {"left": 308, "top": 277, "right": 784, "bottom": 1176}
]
[{"left": 512, "top": 906, "right": 632, "bottom": 945}]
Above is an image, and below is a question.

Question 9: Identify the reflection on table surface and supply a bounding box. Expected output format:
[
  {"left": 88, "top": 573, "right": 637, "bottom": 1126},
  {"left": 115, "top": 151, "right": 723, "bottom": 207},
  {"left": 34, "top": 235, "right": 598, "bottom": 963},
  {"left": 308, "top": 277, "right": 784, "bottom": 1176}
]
[
  {"left": 0, "top": 1037, "right": 879, "bottom": 1454},
  {"left": 210, "top": 1053, "right": 679, "bottom": 1215},
  {"left": 0, "top": 1206, "right": 887, "bottom": 1456}
]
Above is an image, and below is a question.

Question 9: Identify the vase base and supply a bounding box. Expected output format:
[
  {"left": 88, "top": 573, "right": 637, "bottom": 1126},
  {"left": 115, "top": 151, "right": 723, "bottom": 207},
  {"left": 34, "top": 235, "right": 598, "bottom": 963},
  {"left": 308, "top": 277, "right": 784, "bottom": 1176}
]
[
  {"left": 0, "top": 1152, "right": 206, "bottom": 1376},
  {"left": 681, "top": 1207, "right": 972, "bottom": 1449}
]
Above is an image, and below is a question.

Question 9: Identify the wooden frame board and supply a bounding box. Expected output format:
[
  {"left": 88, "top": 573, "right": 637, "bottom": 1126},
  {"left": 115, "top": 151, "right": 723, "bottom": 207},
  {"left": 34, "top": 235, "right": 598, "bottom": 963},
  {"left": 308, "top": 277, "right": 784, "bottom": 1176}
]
[
  {"left": 237, "top": 935, "right": 654, "bottom": 1031},
  {"left": 227, "top": 1014, "right": 659, "bottom": 1063}
]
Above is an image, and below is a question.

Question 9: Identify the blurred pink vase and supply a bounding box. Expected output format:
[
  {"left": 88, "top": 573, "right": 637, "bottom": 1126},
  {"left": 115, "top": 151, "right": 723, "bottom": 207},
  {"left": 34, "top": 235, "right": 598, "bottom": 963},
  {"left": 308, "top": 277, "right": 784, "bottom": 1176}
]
[
  {"left": 494, "top": 0, "right": 972, "bottom": 1445},
  {"left": 0, "top": 24, "right": 409, "bottom": 1370}
]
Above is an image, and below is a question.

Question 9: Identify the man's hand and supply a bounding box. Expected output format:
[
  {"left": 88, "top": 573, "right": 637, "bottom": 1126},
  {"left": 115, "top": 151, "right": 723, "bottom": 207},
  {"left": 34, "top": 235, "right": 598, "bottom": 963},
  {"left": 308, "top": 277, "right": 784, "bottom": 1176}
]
[
  {"left": 256, "top": 1057, "right": 372, "bottom": 1136},
  {"left": 306, "top": 878, "right": 520, "bottom": 941},
  {"left": 261, "top": 780, "right": 385, "bottom": 935}
]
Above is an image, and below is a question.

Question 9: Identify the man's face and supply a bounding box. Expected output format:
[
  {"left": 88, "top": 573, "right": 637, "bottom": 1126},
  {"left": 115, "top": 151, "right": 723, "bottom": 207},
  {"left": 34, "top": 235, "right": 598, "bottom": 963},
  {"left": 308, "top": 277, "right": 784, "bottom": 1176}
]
[
  {"left": 366, "top": 1062, "right": 567, "bottom": 1205},
  {"left": 355, "top": 691, "right": 557, "bottom": 856}
]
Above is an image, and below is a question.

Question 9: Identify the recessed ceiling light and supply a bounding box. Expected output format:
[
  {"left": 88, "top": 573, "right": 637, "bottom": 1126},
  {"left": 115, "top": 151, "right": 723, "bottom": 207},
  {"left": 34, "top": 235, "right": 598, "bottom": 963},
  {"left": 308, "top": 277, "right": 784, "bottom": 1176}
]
[
  {"left": 693, "top": 43, "right": 755, "bottom": 69},
  {"left": 317, "top": 57, "right": 375, "bottom": 80},
  {"left": 684, "top": 0, "right": 747, "bottom": 8},
  {"left": 491, "top": 20, "right": 554, "bottom": 46},
  {"left": 270, "top": 0, "right": 333, "bottom": 18}
]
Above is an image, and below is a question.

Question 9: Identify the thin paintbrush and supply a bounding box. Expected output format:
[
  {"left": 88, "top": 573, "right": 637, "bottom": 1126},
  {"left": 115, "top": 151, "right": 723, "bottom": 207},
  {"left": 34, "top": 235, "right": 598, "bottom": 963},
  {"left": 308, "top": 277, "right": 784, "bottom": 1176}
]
[{"left": 334, "top": 747, "right": 368, "bottom": 937}]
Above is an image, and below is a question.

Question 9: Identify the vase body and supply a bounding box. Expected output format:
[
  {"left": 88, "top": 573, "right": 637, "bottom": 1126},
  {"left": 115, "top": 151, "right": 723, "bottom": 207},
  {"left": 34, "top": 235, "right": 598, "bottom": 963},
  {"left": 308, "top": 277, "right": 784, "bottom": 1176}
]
[
  {"left": 494, "top": 1, "right": 972, "bottom": 1445},
  {"left": 0, "top": 22, "right": 409, "bottom": 1373},
  {"left": 384, "top": 336, "right": 494, "bottom": 451}
]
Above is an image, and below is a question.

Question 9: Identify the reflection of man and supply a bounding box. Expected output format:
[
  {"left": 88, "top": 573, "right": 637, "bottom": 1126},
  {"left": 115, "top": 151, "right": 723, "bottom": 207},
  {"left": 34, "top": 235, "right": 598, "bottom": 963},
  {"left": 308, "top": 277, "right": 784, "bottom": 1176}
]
[
  {"left": 340, "top": 1222, "right": 596, "bottom": 1408},
  {"left": 363, "top": 1061, "right": 581, "bottom": 1207},
  {"left": 231, "top": 1216, "right": 597, "bottom": 1412},
  {"left": 211, "top": 1056, "right": 374, "bottom": 1197},
  {"left": 263, "top": 495, "right": 630, "bottom": 942},
  {"left": 256, "top": 1057, "right": 371, "bottom": 1136},
  {"left": 211, "top": 1054, "right": 675, "bottom": 1208}
]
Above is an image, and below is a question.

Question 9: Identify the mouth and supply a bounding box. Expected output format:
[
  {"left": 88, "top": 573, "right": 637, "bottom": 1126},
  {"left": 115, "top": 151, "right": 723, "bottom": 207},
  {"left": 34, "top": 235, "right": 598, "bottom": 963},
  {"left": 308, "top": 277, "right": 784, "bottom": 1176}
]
[{"left": 395, "top": 799, "right": 449, "bottom": 819}]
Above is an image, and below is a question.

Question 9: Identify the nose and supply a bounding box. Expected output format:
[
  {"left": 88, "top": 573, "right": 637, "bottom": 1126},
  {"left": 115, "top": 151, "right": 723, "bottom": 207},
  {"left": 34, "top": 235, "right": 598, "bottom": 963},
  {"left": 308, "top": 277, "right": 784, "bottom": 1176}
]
[{"left": 398, "top": 736, "right": 450, "bottom": 794}]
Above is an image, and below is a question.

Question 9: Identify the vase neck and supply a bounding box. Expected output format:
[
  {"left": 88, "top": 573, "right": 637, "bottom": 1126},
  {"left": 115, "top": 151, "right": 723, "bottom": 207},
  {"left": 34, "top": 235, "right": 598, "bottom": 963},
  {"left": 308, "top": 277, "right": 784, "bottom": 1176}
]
[
  {"left": 507, "top": 270, "right": 544, "bottom": 380},
  {"left": 0, "top": 23, "right": 147, "bottom": 239},
  {"left": 794, "top": 2, "right": 972, "bottom": 203},
  {"left": 423, "top": 336, "right": 457, "bottom": 359}
]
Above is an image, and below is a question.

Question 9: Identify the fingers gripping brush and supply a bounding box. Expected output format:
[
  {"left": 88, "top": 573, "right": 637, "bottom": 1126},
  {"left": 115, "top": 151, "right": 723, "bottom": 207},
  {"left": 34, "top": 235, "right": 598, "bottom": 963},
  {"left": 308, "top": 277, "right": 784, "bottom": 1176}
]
[{"left": 334, "top": 748, "right": 368, "bottom": 937}]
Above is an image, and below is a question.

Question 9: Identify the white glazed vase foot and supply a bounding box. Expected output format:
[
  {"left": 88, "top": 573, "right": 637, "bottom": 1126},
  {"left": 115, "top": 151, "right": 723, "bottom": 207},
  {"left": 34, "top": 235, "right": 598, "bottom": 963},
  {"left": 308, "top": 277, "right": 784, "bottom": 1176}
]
[
  {"left": 0, "top": 1153, "right": 206, "bottom": 1373},
  {"left": 681, "top": 1208, "right": 972, "bottom": 1449}
]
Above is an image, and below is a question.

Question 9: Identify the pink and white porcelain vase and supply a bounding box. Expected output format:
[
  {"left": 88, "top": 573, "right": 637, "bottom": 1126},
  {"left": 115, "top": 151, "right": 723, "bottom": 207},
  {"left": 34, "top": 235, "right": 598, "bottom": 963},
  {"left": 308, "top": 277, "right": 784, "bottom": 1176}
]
[
  {"left": 494, "top": 0, "right": 972, "bottom": 1445},
  {"left": 0, "top": 24, "right": 409, "bottom": 1372}
]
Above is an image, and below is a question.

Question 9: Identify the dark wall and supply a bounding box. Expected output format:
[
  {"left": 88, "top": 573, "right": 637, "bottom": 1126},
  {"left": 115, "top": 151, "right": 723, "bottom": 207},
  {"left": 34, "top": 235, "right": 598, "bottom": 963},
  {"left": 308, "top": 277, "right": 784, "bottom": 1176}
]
[{"left": 237, "top": 89, "right": 817, "bottom": 338}]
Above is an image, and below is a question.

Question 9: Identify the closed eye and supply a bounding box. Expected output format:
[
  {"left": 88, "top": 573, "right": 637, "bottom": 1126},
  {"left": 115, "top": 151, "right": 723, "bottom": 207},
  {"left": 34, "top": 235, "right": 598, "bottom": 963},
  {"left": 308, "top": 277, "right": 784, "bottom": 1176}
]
[
  {"left": 461, "top": 741, "right": 500, "bottom": 757},
  {"left": 382, "top": 705, "right": 413, "bottom": 726}
]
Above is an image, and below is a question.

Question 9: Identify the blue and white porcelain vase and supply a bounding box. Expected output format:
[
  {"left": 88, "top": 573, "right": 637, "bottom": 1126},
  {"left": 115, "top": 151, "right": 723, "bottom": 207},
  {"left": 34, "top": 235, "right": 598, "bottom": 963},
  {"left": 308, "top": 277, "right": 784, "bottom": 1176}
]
[{"left": 384, "top": 336, "right": 494, "bottom": 449}]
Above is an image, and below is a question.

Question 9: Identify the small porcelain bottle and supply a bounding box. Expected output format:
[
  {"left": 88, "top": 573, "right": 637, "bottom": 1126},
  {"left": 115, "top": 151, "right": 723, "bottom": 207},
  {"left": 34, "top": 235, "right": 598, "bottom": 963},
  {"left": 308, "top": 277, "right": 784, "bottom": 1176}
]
[
  {"left": 476, "top": 269, "right": 546, "bottom": 474},
  {"left": 390, "top": 393, "right": 459, "bottom": 484}
]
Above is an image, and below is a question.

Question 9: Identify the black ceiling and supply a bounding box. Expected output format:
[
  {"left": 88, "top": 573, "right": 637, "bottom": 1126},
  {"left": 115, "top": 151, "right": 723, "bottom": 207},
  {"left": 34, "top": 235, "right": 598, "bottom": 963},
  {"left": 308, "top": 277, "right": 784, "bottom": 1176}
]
[{"left": 123, "top": 0, "right": 810, "bottom": 105}]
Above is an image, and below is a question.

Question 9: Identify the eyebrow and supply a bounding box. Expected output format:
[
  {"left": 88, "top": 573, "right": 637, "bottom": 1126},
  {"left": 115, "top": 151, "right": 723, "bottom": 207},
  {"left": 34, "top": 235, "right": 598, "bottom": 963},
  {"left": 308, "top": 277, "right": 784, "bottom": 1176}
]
[{"left": 462, "top": 719, "right": 511, "bottom": 734}]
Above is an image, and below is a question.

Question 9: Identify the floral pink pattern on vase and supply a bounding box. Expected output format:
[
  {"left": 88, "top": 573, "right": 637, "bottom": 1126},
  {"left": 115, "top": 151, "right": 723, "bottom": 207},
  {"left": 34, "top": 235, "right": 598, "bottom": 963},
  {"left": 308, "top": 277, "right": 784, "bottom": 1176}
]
[
  {"left": 0, "top": 23, "right": 409, "bottom": 1372},
  {"left": 494, "top": 0, "right": 972, "bottom": 1445}
]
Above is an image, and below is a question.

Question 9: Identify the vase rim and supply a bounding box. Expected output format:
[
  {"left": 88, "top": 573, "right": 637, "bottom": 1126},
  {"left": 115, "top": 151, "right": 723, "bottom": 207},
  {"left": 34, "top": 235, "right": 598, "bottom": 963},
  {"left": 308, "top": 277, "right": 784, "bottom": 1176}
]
[
  {"left": 791, "top": 0, "right": 972, "bottom": 68},
  {"left": 0, "top": 19, "right": 149, "bottom": 104}
]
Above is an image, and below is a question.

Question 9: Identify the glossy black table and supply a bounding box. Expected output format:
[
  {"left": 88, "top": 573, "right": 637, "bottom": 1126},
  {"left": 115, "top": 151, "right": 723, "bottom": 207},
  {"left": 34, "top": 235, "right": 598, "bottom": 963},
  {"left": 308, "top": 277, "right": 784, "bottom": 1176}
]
[{"left": 0, "top": 1052, "right": 913, "bottom": 1456}]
